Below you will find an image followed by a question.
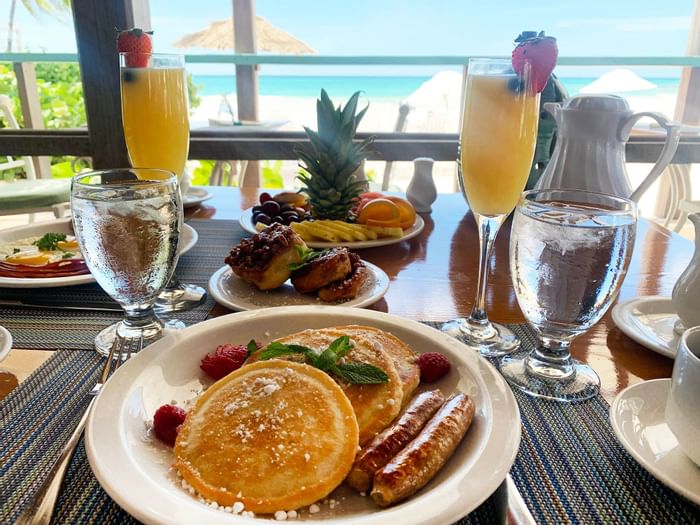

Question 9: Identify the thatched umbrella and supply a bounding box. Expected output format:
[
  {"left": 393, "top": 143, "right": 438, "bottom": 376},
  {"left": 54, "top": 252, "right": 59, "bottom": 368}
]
[{"left": 172, "top": 16, "right": 316, "bottom": 54}]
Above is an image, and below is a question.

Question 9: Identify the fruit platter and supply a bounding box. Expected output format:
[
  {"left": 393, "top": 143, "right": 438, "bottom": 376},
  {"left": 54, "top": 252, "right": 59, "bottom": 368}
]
[
  {"left": 240, "top": 191, "right": 425, "bottom": 249},
  {"left": 240, "top": 90, "right": 424, "bottom": 248}
]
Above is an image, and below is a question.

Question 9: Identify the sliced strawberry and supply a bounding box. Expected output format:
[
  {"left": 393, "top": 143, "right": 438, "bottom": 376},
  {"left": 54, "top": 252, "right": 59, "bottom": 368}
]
[
  {"left": 511, "top": 31, "right": 558, "bottom": 94},
  {"left": 200, "top": 344, "right": 250, "bottom": 380},
  {"left": 117, "top": 28, "right": 153, "bottom": 68}
]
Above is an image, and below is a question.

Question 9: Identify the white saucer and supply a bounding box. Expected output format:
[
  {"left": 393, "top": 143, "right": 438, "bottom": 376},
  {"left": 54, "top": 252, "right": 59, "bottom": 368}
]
[
  {"left": 0, "top": 325, "right": 12, "bottom": 361},
  {"left": 611, "top": 296, "right": 679, "bottom": 359},
  {"left": 183, "top": 188, "right": 213, "bottom": 208},
  {"left": 208, "top": 262, "right": 390, "bottom": 311},
  {"left": 610, "top": 379, "right": 700, "bottom": 505}
]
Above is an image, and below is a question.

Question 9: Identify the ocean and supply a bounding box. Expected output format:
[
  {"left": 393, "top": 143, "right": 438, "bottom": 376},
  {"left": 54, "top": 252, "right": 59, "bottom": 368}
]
[{"left": 192, "top": 75, "right": 681, "bottom": 100}]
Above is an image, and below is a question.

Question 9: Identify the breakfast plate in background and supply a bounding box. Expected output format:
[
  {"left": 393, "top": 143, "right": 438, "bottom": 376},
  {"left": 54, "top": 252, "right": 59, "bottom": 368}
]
[
  {"left": 86, "top": 306, "right": 521, "bottom": 525},
  {"left": 611, "top": 296, "right": 679, "bottom": 359},
  {"left": 182, "top": 187, "right": 213, "bottom": 209},
  {"left": 239, "top": 208, "right": 425, "bottom": 249},
  {"left": 0, "top": 218, "right": 198, "bottom": 289},
  {"left": 208, "top": 261, "right": 389, "bottom": 311}
]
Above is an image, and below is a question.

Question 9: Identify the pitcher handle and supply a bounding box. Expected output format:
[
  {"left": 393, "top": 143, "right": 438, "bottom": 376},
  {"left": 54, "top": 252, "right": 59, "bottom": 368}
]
[{"left": 618, "top": 112, "right": 681, "bottom": 203}]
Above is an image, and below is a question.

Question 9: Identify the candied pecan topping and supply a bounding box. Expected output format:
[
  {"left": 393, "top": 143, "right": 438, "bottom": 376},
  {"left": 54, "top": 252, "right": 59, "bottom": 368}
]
[{"left": 225, "top": 223, "right": 296, "bottom": 270}]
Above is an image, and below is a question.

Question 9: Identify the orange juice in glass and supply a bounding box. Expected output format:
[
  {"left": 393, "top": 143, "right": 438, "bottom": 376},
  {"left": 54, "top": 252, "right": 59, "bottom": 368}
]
[
  {"left": 120, "top": 53, "right": 189, "bottom": 179},
  {"left": 442, "top": 58, "right": 540, "bottom": 356}
]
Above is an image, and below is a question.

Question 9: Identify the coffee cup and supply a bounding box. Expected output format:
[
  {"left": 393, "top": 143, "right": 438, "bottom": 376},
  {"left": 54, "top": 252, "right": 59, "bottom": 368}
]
[{"left": 665, "top": 326, "right": 700, "bottom": 466}]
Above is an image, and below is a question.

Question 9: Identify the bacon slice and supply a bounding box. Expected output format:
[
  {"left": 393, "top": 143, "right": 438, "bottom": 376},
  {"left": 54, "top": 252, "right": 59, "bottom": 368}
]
[{"left": 0, "top": 259, "right": 90, "bottom": 278}]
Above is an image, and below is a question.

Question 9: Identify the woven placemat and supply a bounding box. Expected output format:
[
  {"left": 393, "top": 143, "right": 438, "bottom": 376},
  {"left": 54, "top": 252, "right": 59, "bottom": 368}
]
[
  {"left": 0, "top": 219, "right": 246, "bottom": 350},
  {"left": 2, "top": 323, "right": 699, "bottom": 524}
]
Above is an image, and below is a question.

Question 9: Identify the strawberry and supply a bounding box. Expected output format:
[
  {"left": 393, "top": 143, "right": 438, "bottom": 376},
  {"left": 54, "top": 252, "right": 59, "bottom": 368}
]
[
  {"left": 511, "top": 31, "right": 558, "bottom": 94},
  {"left": 416, "top": 352, "right": 451, "bottom": 383},
  {"left": 153, "top": 404, "right": 187, "bottom": 446},
  {"left": 117, "top": 28, "right": 153, "bottom": 68},
  {"left": 200, "top": 343, "right": 250, "bottom": 380}
]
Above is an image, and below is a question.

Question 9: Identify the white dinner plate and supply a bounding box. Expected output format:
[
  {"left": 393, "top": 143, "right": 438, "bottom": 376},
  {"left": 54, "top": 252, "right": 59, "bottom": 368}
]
[
  {"left": 183, "top": 187, "right": 213, "bottom": 208},
  {"left": 611, "top": 296, "right": 680, "bottom": 359},
  {"left": 86, "top": 306, "right": 521, "bottom": 525},
  {"left": 0, "top": 219, "right": 197, "bottom": 288},
  {"left": 0, "top": 325, "right": 12, "bottom": 361},
  {"left": 208, "top": 261, "right": 390, "bottom": 311},
  {"left": 610, "top": 379, "right": 700, "bottom": 505},
  {"left": 239, "top": 208, "right": 425, "bottom": 249}
]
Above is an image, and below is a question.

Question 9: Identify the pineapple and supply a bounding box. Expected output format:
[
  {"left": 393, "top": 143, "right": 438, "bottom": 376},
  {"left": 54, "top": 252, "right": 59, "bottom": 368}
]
[{"left": 295, "top": 89, "right": 374, "bottom": 220}]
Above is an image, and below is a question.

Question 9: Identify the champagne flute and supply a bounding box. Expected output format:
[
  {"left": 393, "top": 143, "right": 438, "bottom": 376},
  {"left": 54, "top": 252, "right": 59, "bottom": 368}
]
[
  {"left": 442, "top": 58, "right": 540, "bottom": 356},
  {"left": 120, "top": 52, "right": 206, "bottom": 313},
  {"left": 71, "top": 169, "right": 181, "bottom": 355},
  {"left": 501, "top": 189, "right": 637, "bottom": 402}
]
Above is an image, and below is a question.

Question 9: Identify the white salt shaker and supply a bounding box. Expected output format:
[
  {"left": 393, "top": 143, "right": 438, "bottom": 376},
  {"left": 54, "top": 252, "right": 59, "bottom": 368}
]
[
  {"left": 406, "top": 157, "right": 436, "bottom": 213},
  {"left": 672, "top": 213, "right": 700, "bottom": 334}
]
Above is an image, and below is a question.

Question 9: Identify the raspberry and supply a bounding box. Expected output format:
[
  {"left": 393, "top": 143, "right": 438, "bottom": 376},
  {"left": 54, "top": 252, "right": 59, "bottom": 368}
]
[
  {"left": 200, "top": 344, "right": 249, "bottom": 380},
  {"left": 416, "top": 352, "right": 451, "bottom": 382},
  {"left": 153, "top": 404, "right": 187, "bottom": 446}
]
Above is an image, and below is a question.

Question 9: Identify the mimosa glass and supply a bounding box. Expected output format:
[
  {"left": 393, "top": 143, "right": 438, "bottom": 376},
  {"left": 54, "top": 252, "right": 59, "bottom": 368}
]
[
  {"left": 501, "top": 189, "right": 637, "bottom": 401},
  {"left": 442, "top": 58, "right": 540, "bottom": 356},
  {"left": 71, "top": 169, "right": 181, "bottom": 355},
  {"left": 120, "top": 52, "right": 205, "bottom": 313}
]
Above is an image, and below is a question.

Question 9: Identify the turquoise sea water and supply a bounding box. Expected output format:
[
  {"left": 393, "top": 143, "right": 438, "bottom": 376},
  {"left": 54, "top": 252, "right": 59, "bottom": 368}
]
[{"left": 192, "top": 75, "right": 681, "bottom": 99}]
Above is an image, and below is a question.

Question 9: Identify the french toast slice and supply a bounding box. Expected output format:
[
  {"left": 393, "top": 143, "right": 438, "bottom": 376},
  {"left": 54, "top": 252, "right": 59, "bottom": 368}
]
[{"left": 173, "top": 360, "right": 358, "bottom": 513}]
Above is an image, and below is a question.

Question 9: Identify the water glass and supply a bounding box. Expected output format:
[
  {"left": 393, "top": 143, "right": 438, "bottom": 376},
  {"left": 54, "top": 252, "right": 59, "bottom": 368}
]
[
  {"left": 500, "top": 189, "right": 637, "bottom": 402},
  {"left": 71, "top": 169, "right": 181, "bottom": 355}
]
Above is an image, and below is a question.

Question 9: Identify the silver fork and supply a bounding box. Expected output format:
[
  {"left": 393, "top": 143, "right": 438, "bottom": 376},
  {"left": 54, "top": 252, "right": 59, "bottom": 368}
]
[{"left": 16, "top": 335, "right": 143, "bottom": 525}]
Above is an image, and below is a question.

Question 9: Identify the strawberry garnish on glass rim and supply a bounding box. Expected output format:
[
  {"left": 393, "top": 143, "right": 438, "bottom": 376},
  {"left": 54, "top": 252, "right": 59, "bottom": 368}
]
[
  {"left": 117, "top": 27, "right": 153, "bottom": 68},
  {"left": 511, "top": 31, "right": 558, "bottom": 94}
]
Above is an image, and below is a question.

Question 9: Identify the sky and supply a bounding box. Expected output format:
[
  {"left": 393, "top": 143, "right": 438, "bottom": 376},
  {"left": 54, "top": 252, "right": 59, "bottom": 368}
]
[{"left": 4, "top": 0, "right": 696, "bottom": 77}]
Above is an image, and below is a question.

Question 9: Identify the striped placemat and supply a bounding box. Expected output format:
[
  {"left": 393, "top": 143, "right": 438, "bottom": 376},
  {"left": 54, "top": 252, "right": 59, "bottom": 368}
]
[
  {"left": 0, "top": 219, "right": 246, "bottom": 350},
  {"left": 2, "top": 324, "right": 699, "bottom": 524}
]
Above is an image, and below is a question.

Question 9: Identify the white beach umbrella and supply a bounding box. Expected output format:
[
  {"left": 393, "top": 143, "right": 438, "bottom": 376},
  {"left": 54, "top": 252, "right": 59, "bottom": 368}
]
[
  {"left": 404, "top": 70, "right": 463, "bottom": 108},
  {"left": 580, "top": 68, "right": 657, "bottom": 94}
]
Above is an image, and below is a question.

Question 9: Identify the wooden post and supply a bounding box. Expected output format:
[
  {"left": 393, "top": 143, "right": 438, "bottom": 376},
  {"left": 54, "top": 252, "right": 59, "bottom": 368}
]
[
  {"left": 232, "top": 0, "right": 260, "bottom": 186},
  {"left": 71, "top": 0, "right": 150, "bottom": 169},
  {"left": 13, "top": 61, "right": 51, "bottom": 178},
  {"left": 654, "top": 0, "right": 700, "bottom": 218}
]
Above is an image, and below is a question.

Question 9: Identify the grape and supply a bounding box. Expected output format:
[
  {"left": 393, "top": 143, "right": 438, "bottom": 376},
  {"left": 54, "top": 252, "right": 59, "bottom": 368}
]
[
  {"left": 280, "top": 203, "right": 294, "bottom": 212},
  {"left": 259, "top": 192, "right": 272, "bottom": 203},
  {"left": 282, "top": 211, "right": 299, "bottom": 222},
  {"left": 272, "top": 215, "right": 285, "bottom": 224},
  {"left": 252, "top": 205, "right": 262, "bottom": 214},
  {"left": 255, "top": 213, "right": 271, "bottom": 225},
  {"left": 261, "top": 200, "right": 281, "bottom": 215}
]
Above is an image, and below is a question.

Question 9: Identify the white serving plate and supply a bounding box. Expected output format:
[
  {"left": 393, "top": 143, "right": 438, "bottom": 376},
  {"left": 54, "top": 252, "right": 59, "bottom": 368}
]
[
  {"left": 86, "top": 306, "right": 521, "bottom": 525},
  {"left": 183, "top": 188, "right": 213, "bottom": 208},
  {"left": 0, "top": 219, "right": 197, "bottom": 288},
  {"left": 610, "top": 379, "right": 700, "bottom": 505},
  {"left": 0, "top": 325, "right": 12, "bottom": 361},
  {"left": 611, "top": 296, "right": 680, "bottom": 359},
  {"left": 208, "top": 261, "right": 389, "bottom": 311},
  {"left": 239, "top": 208, "right": 425, "bottom": 249}
]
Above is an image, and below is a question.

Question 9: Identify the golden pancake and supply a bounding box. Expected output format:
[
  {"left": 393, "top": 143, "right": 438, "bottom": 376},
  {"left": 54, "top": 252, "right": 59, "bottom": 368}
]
[
  {"left": 333, "top": 325, "right": 420, "bottom": 406},
  {"left": 173, "top": 360, "right": 358, "bottom": 513},
  {"left": 270, "top": 327, "right": 403, "bottom": 445}
]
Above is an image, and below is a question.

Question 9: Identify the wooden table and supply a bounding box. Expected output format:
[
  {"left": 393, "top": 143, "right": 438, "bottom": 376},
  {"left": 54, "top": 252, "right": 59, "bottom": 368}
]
[{"left": 1, "top": 187, "right": 693, "bottom": 403}]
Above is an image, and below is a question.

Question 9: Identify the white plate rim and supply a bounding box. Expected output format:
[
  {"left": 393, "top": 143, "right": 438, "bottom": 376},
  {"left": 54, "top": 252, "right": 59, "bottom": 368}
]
[
  {"left": 611, "top": 296, "right": 678, "bottom": 358},
  {"left": 239, "top": 208, "right": 425, "bottom": 249},
  {"left": 0, "top": 325, "right": 12, "bottom": 362},
  {"left": 0, "top": 220, "right": 197, "bottom": 288},
  {"left": 609, "top": 378, "right": 700, "bottom": 505},
  {"left": 183, "top": 188, "right": 213, "bottom": 208},
  {"left": 85, "top": 306, "right": 522, "bottom": 525},
  {"left": 208, "top": 261, "right": 390, "bottom": 311}
]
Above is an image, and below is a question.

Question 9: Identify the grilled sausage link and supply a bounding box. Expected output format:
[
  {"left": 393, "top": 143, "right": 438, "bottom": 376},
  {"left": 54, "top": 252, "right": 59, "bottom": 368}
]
[
  {"left": 371, "top": 393, "right": 475, "bottom": 507},
  {"left": 346, "top": 390, "right": 445, "bottom": 492}
]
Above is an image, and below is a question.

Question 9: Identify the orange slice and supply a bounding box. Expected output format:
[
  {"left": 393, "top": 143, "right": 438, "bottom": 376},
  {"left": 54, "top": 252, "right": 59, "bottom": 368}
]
[
  {"left": 5, "top": 252, "right": 53, "bottom": 265},
  {"left": 386, "top": 197, "right": 417, "bottom": 229},
  {"left": 366, "top": 217, "right": 402, "bottom": 228},
  {"left": 356, "top": 198, "right": 400, "bottom": 225}
]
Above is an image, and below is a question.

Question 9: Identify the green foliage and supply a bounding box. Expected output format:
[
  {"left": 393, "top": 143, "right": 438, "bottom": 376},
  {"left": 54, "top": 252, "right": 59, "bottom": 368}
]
[
  {"left": 262, "top": 160, "right": 283, "bottom": 188},
  {"left": 192, "top": 160, "right": 215, "bottom": 186}
]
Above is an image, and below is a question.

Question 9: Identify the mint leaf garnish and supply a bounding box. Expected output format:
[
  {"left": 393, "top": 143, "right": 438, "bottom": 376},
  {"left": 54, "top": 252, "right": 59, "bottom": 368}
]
[
  {"left": 257, "top": 336, "right": 387, "bottom": 384},
  {"left": 334, "top": 362, "right": 389, "bottom": 384},
  {"left": 288, "top": 246, "right": 330, "bottom": 271},
  {"left": 246, "top": 339, "right": 258, "bottom": 357},
  {"left": 33, "top": 232, "right": 67, "bottom": 251}
]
